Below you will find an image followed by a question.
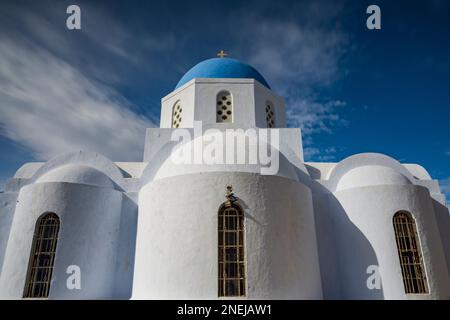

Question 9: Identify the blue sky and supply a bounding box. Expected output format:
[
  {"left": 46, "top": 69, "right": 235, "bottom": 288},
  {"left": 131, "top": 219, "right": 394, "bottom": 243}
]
[{"left": 0, "top": 0, "right": 449, "bottom": 199}]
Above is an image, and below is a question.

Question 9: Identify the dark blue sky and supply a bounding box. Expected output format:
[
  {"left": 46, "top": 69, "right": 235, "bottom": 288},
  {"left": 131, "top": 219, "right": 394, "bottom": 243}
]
[{"left": 0, "top": 0, "right": 449, "bottom": 198}]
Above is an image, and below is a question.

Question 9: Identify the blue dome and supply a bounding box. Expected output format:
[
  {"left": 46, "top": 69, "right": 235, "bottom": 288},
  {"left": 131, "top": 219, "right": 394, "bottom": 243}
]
[{"left": 175, "top": 58, "right": 270, "bottom": 89}]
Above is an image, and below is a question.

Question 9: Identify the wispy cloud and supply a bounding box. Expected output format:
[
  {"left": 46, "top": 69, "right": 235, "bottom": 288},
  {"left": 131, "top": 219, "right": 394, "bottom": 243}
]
[
  {"left": 285, "top": 99, "right": 347, "bottom": 136},
  {"left": 439, "top": 178, "right": 450, "bottom": 202},
  {"left": 0, "top": 2, "right": 159, "bottom": 162},
  {"left": 0, "top": 177, "right": 5, "bottom": 192},
  {"left": 244, "top": 20, "right": 346, "bottom": 89},
  {"left": 0, "top": 36, "right": 154, "bottom": 161},
  {"left": 304, "top": 146, "right": 340, "bottom": 162},
  {"left": 0, "top": 1, "right": 177, "bottom": 86},
  {"left": 232, "top": 2, "right": 349, "bottom": 161}
]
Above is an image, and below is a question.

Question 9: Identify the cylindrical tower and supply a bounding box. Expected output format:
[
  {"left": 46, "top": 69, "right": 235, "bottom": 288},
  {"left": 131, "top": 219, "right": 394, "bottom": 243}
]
[
  {"left": 0, "top": 164, "right": 123, "bottom": 299},
  {"left": 133, "top": 170, "right": 322, "bottom": 299},
  {"left": 331, "top": 164, "right": 450, "bottom": 299}
]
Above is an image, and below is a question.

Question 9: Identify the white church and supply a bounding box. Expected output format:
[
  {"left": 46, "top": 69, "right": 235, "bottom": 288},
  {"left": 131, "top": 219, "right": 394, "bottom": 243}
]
[{"left": 0, "top": 56, "right": 449, "bottom": 300}]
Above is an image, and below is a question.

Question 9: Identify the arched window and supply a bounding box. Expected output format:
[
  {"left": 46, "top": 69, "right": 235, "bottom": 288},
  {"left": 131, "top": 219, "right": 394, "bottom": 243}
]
[
  {"left": 218, "top": 202, "right": 245, "bottom": 297},
  {"left": 23, "top": 212, "right": 60, "bottom": 298},
  {"left": 393, "top": 211, "right": 428, "bottom": 294},
  {"left": 265, "top": 101, "right": 275, "bottom": 128},
  {"left": 216, "top": 91, "right": 233, "bottom": 123},
  {"left": 172, "top": 101, "right": 182, "bottom": 128}
]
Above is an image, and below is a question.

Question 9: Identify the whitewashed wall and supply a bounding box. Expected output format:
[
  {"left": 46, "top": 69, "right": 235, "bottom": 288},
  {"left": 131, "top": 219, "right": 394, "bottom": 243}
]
[
  {"left": 0, "top": 193, "right": 17, "bottom": 275},
  {"left": 133, "top": 172, "right": 322, "bottom": 299},
  {"left": 332, "top": 184, "right": 450, "bottom": 300},
  {"left": 0, "top": 181, "right": 123, "bottom": 299}
]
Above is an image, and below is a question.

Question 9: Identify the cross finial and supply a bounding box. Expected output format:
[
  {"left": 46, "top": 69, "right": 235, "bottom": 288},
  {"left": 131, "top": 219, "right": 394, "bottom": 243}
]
[{"left": 217, "top": 50, "right": 228, "bottom": 58}]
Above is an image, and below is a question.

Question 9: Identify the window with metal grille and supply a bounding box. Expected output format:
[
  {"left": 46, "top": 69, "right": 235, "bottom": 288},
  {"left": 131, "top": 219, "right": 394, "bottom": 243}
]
[
  {"left": 265, "top": 101, "right": 275, "bottom": 128},
  {"left": 218, "top": 203, "right": 245, "bottom": 297},
  {"left": 172, "top": 101, "right": 182, "bottom": 128},
  {"left": 23, "top": 212, "right": 60, "bottom": 298},
  {"left": 216, "top": 91, "right": 233, "bottom": 123},
  {"left": 393, "top": 211, "right": 428, "bottom": 294}
]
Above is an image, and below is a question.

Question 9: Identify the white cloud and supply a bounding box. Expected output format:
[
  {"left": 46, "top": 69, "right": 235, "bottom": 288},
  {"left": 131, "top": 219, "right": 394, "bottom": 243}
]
[
  {"left": 0, "top": 177, "right": 5, "bottom": 192},
  {"left": 303, "top": 147, "right": 320, "bottom": 160},
  {"left": 1, "top": 2, "right": 177, "bottom": 87},
  {"left": 232, "top": 6, "right": 349, "bottom": 161},
  {"left": 0, "top": 2, "right": 167, "bottom": 162},
  {"left": 439, "top": 178, "right": 450, "bottom": 202},
  {"left": 0, "top": 36, "right": 154, "bottom": 161},
  {"left": 285, "top": 99, "right": 347, "bottom": 136},
  {"left": 246, "top": 21, "right": 346, "bottom": 90},
  {"left": 304, "top": 146, "right": 339, "bottom": 162}
]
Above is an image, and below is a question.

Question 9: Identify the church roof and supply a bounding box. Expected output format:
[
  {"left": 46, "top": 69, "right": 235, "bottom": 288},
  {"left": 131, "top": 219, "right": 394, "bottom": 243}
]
[
  {"left": 36, "top": 164, "right": 116, "bottom": 189},
  {"left": 336, "top": 165, "right": 412, "bottom": 191},
  {"left": 175, "top": 57, "right": 271, "bottom": 89}
]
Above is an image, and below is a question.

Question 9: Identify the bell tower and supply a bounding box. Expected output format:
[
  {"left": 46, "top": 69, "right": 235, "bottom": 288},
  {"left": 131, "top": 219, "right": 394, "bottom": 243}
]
[{"left": 159, "top": 57, "right": 286, "bottom": 129}]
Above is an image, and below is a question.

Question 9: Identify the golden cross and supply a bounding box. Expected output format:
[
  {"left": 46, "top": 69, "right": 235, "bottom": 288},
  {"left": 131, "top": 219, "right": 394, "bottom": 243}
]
[{"left": 217, "top": 50, "right": 228, "bottom": 58}]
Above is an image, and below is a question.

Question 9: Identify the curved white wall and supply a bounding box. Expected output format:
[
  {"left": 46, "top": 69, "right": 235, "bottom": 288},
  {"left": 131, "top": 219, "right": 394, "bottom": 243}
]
[
  {"left": 332, "top": 184, "right": 450, "bottom": 299},
  {"left": 0, "top": 193, "right": 17, "bottom": 275},
  {"left": 0, "top": 182, "right": 123, "bottom": 299},
  {"left": 133, "top": 172, "right": 322, "bottom": 299},
  {"left": 37, "top": 164, "right": 116, "bottom": 189},
  {"left": 142, "top": 130, "right": 299, "bottom": 183},
  {"left": 336, "top": 165, "right": 411, "bottom": 191}
]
